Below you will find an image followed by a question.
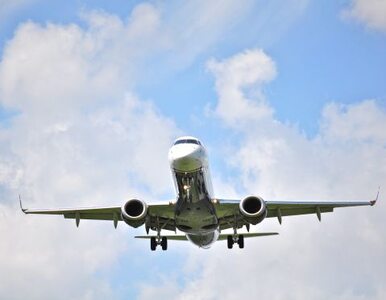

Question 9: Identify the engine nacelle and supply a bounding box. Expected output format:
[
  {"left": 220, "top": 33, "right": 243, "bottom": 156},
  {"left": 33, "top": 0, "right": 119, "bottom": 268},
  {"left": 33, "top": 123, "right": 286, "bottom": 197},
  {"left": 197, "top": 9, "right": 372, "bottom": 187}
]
[
  {"left": 121, "top": 199, "right": 148, "bottom": 228},
  {"left": 239, "top": 196, "right": 267, "bottom": 225}
]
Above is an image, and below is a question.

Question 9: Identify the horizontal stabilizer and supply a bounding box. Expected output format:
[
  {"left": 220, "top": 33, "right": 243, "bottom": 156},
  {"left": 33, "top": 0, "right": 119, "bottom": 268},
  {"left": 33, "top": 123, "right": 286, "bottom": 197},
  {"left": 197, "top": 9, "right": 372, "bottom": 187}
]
[
  {"left": 218, "top": 232, "right": 278, "bottom": 240},
  {"left": 135, "top": 232, "right": 279, "bottom": 242},
  {"left": 135, "top": 235, "right": 188, "bottom": 241}
]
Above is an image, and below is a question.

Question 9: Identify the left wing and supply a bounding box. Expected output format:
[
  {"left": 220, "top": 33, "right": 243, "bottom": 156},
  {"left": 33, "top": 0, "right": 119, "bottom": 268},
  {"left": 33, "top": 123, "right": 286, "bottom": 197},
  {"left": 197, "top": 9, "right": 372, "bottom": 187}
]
[
  {"left": 20, "top": 198, "right": 176, "bottom": 230},
  {"left": 215, "top": 192, "right": 378, "bottom": 229}
]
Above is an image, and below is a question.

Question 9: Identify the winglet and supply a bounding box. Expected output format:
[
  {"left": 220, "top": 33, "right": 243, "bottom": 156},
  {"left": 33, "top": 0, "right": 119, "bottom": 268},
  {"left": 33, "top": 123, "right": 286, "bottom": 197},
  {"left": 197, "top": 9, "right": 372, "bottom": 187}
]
[
  {"left": 19, "top": 195, "right": 27, "bottom": 213},
  {"left": 370, "top": 187, "right": 380, "bottom": 206}
]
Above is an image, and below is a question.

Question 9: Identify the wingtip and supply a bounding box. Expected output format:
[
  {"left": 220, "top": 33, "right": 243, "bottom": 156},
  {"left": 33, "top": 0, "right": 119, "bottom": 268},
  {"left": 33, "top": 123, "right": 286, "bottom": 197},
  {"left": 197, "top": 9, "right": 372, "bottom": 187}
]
[
  {"left": 370, "top": 187, "right": 380, "bottom": 206},
  {"left": 19, "top": 194, "right": 27, "bottom": 213}
]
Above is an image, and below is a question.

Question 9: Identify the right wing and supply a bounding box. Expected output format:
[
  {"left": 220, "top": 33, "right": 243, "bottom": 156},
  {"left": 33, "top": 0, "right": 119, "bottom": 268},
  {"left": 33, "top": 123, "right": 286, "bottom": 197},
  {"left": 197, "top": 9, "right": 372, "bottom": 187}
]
[{"left": 214, "top": 191, "right": 378, "bottom": 230}]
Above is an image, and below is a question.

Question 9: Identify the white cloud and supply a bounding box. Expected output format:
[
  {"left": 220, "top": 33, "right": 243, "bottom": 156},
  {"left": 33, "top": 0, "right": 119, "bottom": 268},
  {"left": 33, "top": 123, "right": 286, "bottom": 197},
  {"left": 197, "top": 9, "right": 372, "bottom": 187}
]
[
  {"left": 0, "top": 2, "right": 268, "bottom": 299},
  {"left": 2, "top": 1, "right": 282, "bottom": 297},
  {"left": 137, "top": 49, "right": 386, "bottom": 299},
  {"left": 0, "top": 1, "right": 340, "bottom": 299},
  {"left": 0, "top": 5, "right": 183, "bottom": 299},
  {"left": 206, "top": 49, "right": 276, "bottom": 127},
  {"left": 321, "top": 100, "right": 386, "bottom": 143},
  {"left": 343, "top": 0, "right": 386, "bottom": 32}
]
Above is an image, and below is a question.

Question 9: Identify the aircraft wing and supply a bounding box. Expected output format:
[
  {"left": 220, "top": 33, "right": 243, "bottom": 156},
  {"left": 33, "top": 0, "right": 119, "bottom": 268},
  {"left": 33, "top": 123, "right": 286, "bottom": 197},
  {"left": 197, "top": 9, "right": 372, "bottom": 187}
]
[
  {"left": 215, "top": 192, "right": 378, "bottom": 229},
  {"left": 20, "top": 199, "right": 176, "bottom": 230}
]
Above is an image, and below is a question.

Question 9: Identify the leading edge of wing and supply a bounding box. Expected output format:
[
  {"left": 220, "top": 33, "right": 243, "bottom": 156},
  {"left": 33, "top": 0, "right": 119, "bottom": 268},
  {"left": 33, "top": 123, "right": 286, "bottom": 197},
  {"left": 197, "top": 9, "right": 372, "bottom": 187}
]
[
  {"left": 266, "top": 187, "right": 380, "bottom": 208},
  {"left": 265, "top": 200, "right": 374, "bottom": 208},
  {"left": 266, "top": 187, "right": 380, "bottom": 207},
  {"left": 19, "top": 195, "right": 121, "bottom": 215},
  {"left": 20, "top": 205, "right": 122, "bottom": 215}
]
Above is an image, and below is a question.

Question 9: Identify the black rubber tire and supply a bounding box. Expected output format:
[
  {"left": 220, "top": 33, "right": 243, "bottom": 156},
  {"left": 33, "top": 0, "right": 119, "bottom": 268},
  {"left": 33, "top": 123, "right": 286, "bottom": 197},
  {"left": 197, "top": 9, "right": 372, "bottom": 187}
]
[
  {"left": 238, "top": 235, "right": 244, "bottom": 249},
  {"left": 227, "top": 235, "right": 233, "bottom": 249},
  {"left": 161, "top": 237, "right": 168, "bottom": 251},
  {"left": 150, "top": 237, "right": 157, "bottom": 251}
]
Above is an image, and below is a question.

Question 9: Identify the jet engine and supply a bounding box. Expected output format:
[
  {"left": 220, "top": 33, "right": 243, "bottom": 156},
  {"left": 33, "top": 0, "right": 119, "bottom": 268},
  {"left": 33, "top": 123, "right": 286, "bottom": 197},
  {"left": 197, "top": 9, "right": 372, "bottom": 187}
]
[
  {"left": 121, "top": 199, "right": 148, "bottom": 227},
  {"left": 239, "top": 196, "right": 267, "bottom": 225}
]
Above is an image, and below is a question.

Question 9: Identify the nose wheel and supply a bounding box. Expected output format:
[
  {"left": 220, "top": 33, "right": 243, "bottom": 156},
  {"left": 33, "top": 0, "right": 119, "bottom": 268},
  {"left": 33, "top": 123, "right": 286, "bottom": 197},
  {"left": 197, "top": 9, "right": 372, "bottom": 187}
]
[{"left": 227, "top": 234, "right": 244, "bottom": 249}]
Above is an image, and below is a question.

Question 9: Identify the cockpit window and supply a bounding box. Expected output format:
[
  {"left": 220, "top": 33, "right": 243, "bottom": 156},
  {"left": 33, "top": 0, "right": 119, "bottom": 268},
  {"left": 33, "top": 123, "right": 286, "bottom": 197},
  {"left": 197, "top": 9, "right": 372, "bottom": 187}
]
[{"left": 174, "top": 139, "right": 201, "bottom": 145}]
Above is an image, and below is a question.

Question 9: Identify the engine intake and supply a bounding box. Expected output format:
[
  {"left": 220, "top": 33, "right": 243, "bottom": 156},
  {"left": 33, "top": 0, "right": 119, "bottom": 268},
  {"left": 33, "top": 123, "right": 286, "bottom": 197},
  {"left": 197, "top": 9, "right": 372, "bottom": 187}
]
[
  {"left": 239, "top": 196, "right": 267, "bottom": 225},
  {"left": 121, "top": 199, "right": 148, "bottom": 228}
]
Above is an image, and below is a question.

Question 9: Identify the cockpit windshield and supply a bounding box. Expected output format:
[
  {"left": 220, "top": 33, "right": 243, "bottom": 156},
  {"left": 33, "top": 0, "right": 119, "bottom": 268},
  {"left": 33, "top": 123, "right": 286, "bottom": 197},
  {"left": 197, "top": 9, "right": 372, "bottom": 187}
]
[{"left": 174, "top": 139, "right": 201, "bottom": 146}]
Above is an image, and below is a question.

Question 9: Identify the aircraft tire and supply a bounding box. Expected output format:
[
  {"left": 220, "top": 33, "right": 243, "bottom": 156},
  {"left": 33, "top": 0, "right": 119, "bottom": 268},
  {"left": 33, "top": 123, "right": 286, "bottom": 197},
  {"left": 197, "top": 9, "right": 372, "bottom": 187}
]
[
  {"left": 150, "top": 237, "right": 157, "bottom": 251},
  {"left": 227, "top": 235, "right": 233, "bottom": 249},
  {"left": 161, "top": 237, "right": 168, "bottom": 251},
  {"left": 238, "top": 235, "right": 244, "bottom": 249}
]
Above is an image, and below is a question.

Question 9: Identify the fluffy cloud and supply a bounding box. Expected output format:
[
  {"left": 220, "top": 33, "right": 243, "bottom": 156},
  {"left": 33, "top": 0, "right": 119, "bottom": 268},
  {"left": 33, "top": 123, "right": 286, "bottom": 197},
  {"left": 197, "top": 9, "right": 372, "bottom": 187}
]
[
  {"left": 138, "top": 49, "right": 386, "bottom": 299},
  {"left": 2, "top": 2, "right": 285, "bottom": 298},
  {"left": 343, "top": 0, "right": 386, "bottom": 32},
  {"left": 207, "top": 49, "right": 276, "bottom": 127},
  {"left": 0, "top": 5, "right": 182, "bottom": 299},
  {"left": 2, "top": 1, "right": 383, "bottom": 299}
]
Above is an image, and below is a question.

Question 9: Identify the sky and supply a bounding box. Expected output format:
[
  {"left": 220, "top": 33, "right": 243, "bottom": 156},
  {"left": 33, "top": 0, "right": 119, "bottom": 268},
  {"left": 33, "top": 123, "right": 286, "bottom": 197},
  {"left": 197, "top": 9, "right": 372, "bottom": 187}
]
[{"left": 0, "top": 0, "right": 386, "bottom": 299}]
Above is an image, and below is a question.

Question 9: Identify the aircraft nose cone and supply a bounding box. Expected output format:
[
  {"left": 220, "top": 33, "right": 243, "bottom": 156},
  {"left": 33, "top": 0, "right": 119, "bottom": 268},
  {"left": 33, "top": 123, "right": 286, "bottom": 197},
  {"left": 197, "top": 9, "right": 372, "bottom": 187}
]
[{"left": 169, "top": 145, "right": 202, "bottom": 171}]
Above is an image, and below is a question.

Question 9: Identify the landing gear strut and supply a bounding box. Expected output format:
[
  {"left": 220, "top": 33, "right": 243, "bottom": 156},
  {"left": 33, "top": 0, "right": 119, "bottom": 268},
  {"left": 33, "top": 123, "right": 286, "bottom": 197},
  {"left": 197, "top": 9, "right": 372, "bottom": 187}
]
[
  {"left": 227, "top": 234, "right": 244, "bottom": 249},
  {"left": 150, "top": 236, "right": 168, "bottom": 251},
  {"left": 227, "top": 215, "right": 245, "bottom": 249},
  {"left": 150, "top": 228, "right": 168, "bottom": 251}
]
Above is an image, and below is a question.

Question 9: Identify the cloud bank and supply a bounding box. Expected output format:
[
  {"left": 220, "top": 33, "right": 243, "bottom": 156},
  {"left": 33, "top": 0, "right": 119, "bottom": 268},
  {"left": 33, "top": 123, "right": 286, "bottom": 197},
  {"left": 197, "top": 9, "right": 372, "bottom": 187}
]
[
  {"left": 138, "top": 49, "right": 386, "bottom": 299},
  {"left": 1, "top": 1, "right": 385, "bottom": 299},
  {"left": 0, "top": 5, "right": 182, "bottom": 299}
]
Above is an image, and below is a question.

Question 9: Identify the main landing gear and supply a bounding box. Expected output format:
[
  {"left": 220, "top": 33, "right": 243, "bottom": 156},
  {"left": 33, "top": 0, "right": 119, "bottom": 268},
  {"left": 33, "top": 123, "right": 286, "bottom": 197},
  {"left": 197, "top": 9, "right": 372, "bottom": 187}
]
[
  {"left": 227, "top": 215, "right": 245, "bottom": 249},
  {"left": 227, "top": 234, "right": 244, "bottom": 249},
  {"left": 150, "top": 236, "right": 168, "bottom": 251}
]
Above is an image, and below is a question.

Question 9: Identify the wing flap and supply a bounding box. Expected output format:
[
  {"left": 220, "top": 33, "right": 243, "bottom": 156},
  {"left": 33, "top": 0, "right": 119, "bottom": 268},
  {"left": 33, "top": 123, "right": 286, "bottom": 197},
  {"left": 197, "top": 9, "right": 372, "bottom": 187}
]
[
  {"left": 63, "top": 212, "right": 122, "bottom": 221},
  {"left": 267, "top": 206, "right": 334, "bottom": 218}
]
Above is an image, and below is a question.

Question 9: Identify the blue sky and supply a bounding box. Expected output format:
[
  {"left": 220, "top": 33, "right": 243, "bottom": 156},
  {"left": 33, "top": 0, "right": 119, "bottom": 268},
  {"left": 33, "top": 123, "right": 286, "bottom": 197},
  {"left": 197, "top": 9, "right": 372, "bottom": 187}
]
[
  {"left": 1, "top": 1, "right": 385, "bottom": 134},
  {"left": 1, "top": 1, "right": 386, "bottom": 299}
]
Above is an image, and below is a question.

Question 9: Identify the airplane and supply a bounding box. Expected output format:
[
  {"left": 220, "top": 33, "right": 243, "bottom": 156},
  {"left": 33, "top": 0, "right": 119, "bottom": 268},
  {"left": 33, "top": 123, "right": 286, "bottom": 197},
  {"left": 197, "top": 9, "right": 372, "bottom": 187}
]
[{"left": 20, "top": 136, "right": 379, "bottom": 251}]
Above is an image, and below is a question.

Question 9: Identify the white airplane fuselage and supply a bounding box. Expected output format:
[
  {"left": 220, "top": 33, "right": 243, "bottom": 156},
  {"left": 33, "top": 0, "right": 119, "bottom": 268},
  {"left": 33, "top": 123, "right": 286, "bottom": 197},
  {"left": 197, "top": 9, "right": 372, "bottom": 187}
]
[{"left": 168, "top": 136, "right": 219, "bottom": 248}]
